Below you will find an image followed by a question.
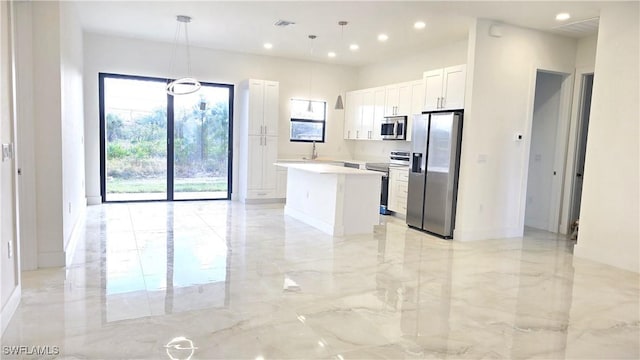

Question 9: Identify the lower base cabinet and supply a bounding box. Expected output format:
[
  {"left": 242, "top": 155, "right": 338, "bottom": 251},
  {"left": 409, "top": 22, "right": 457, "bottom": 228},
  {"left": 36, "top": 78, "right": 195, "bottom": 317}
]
[{"left": 388, "top": 167, "right": 409, "bottom": 215}]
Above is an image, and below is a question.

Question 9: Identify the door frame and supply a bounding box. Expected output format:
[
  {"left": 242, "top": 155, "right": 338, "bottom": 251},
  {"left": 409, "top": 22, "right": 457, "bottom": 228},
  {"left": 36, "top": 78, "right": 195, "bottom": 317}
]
[
  {"left": 98, "top": 72, "right": 234, "bottom": 202},
  {"left": 520, "top": 65, "right": 574, "bottom": 234},
  {"left": 560, "top": 67, "right": 595, "bottom": 234}
]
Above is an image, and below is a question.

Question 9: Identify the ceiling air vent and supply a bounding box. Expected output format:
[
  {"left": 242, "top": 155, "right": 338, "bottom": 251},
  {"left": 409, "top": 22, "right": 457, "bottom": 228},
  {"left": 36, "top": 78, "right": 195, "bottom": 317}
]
[
  {"left": 552, "top": 17, "right": 599, "bottom": 37},
  {"left": 274, "top": 19, "right": 296, "bottom": 27}
]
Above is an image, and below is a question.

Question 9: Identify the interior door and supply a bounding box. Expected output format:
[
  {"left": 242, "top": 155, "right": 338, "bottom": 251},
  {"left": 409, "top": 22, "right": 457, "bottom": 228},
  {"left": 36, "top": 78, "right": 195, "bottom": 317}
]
[{"left": 570, "top": 74, "right": 594, "bottom": 223}]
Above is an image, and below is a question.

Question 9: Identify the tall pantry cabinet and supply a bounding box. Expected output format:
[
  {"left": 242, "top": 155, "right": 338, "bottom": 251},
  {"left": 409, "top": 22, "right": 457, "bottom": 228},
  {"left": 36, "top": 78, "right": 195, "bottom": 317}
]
[{"left": 238, "top": 79, "right": 280, "bottom": 202}]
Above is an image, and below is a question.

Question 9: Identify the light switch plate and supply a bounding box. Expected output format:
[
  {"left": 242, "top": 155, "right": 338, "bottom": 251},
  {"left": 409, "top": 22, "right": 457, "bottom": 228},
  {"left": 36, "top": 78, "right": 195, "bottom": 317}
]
[{"left": 1, "top": 143, "right": 13, "bottom": 162}]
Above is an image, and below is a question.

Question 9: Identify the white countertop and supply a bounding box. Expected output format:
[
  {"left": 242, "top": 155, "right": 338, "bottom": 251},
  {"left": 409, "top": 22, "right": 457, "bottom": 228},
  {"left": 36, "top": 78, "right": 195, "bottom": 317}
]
[{"left": 275, "top": 162, "right": 383, "bottom": 176}]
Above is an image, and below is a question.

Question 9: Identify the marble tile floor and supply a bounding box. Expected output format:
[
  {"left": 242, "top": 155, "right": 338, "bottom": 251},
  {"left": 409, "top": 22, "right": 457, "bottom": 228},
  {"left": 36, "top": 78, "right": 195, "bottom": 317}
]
[{"left": 1, "top": 201, "right": 638, "bottom": 359}]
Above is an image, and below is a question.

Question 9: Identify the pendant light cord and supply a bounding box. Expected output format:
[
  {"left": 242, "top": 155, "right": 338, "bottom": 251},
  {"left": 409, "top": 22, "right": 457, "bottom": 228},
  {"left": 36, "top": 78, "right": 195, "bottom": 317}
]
[{"left": 184, "top": 22, "right": 193, "bottom": 78}]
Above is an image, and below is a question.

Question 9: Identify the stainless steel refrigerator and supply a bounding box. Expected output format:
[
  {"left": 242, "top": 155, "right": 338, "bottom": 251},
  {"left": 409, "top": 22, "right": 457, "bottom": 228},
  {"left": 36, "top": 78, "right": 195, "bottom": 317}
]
[{"left": 406, "top": 111, "right": 463, "bottom": 238}]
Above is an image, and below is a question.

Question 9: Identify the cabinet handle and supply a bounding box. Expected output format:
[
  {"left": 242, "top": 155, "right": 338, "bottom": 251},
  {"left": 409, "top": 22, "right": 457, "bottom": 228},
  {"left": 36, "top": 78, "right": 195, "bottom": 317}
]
[
  {"left": 437, "top": 97, "right": 441, "bottom": 109},
  {"left": 264, "top": 125, "right": 267, "bottom": 134},
  {"left": 348, "top": 130, "right": 351, "bottom": 138},
  {"left": 356, "top": 130, "right": 359, "bottom": 138},
  {"left": 441, "top": 97, "right": 446, "bottom": 108}
]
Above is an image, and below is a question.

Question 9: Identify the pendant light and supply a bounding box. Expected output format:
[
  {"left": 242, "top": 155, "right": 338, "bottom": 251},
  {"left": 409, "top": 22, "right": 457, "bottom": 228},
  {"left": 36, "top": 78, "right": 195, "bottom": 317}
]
[
  {"left": 166, "top": 15, "right": 201, "bottom": 96},
  {"left": 307, "top": 35, "right": 316, "bottom": 112},
  {"left": 334, "top": 21, "right": 348, "bottom": 110}
]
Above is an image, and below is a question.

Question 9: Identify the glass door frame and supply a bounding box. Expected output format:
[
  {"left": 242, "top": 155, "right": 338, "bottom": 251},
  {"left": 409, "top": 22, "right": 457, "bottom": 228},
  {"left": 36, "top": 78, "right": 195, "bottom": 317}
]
[{"left": 99, "top": 72, "right": 234, "bottom": 202}]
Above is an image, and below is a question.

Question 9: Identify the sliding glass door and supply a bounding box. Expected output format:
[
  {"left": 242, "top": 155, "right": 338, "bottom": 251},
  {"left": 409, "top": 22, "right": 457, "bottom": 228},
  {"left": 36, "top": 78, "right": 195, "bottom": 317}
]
[
  {"left": 173, "top": 87, "right": 230, "bottom": 200},
  {"left": 100, "top": 73, "right": 232, "bottom": 202}
]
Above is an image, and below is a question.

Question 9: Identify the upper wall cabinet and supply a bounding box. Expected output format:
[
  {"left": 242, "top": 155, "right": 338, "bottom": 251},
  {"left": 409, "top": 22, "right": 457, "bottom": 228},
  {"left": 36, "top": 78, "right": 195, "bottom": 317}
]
[
  {"left": 384, "top": 82, "right": 412, "bottom": 116},
  {"left": 248, "top": 79, "right": 279, "bottom": 136},
  {"left": 344, "top": 90, "right": 362, "bottom": 140},
  {"left": 423, "top": 64, "right": 466, "bottom": 111},
  {"left": 344, "top": 80, "right": 425, "bottom": 141}
]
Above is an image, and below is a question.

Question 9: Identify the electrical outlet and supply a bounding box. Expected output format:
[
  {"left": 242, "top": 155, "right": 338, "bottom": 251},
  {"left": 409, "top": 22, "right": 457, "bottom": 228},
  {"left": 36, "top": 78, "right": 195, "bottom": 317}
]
[{"left": 2, "top": 143, "right": 13, "bottom": 162}]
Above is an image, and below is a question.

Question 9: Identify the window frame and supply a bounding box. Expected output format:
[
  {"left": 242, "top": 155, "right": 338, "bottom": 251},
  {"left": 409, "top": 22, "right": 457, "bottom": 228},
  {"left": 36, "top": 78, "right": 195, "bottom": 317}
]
[{"left": 289, "top": 99, "right": 326, "bottom": 143}]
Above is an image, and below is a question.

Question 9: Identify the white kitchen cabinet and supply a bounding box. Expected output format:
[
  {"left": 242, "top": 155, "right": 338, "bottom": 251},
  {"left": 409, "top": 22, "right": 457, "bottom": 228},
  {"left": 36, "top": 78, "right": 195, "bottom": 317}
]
[
  {"left": 406, "top": 79, "right": 425, "bottom": 142},
  {"left": 360, "top": 89, "right": 374, "bottom": 140},
  {"left": 388, "top": 167, "right": 409, "bottom": 214},
  {"left": 343, "top": 80, "right": 422, "bottom": 141},
  {"left": 239, "top": 79, "right": 280, "bottom": 202},
  {"left": 423, "top": 64, "right": 466, "bottom": 111},
  {"left": 385, "top": 82, "right": 412, "bottom": 116},
  {"left": 344, "top": 90, "right": 362, "bottom": 140},
  {"left": 372, "top": 87, "right": 386, "bottom": 140}
]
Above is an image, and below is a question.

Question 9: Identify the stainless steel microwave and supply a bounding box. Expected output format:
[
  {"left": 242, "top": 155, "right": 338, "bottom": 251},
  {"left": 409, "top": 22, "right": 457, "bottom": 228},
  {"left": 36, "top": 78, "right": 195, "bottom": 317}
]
[{"left": 381, "top": 116, "right": 407, "bottom": 140}]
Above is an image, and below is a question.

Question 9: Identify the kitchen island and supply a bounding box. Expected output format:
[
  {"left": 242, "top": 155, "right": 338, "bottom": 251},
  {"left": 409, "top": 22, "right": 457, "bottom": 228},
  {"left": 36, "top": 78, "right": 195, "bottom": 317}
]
[{"left": 275, "top": 162, "right": 382, "bottom": 236}]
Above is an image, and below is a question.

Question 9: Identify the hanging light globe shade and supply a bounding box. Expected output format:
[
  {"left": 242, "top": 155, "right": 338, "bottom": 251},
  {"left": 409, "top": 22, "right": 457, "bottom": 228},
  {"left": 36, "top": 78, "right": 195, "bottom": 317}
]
[{"left": 166, "top": 77, "right": 202, "bottom": 96}]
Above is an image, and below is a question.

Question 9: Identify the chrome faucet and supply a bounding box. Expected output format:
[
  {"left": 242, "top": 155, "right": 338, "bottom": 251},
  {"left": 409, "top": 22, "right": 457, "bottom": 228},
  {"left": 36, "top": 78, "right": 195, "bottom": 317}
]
[{"left": 311, "top": 141, "right": 318, "bottom": 160}]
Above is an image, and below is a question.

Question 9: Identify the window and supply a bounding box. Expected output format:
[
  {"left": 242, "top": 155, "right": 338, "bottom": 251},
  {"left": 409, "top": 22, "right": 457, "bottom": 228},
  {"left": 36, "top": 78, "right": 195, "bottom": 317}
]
[{"left": 290, "top": 99, "right": 326, "bottom": 142}]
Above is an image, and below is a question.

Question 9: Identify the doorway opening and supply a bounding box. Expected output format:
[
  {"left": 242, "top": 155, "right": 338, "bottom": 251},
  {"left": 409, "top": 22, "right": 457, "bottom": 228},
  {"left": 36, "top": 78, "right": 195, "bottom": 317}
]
[
  {"left": 99, "top": 73, "right": 233, "bottom": 202},
  {"left": 568, "top": 73, "right": 594, "bottom": 235},
  {"left": 524, "top": 71, "right": 567, "bottom": 233}
]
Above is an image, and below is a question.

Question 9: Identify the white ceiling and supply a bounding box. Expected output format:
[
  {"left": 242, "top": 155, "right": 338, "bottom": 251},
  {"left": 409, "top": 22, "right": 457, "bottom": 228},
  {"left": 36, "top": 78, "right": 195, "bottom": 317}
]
[{"left": 74, "top": 1, "right": 606, "bottom": 66}]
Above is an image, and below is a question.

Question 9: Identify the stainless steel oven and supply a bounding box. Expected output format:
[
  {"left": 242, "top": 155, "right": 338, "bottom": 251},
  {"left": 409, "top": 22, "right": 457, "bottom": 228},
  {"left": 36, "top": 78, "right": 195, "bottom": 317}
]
[
  {"left": 365, "top": 162, "right": 391, "bottom": 215},
  {"left": 366, "top": 151, "right": 410, "bottom": 215},
  {"left": 381, "top": 116, "right": 407, "bottom": 140}
]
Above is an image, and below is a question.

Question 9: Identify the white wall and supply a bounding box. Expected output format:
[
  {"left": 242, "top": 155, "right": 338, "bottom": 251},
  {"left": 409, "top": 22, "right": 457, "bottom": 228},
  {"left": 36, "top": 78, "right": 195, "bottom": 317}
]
[
  {"left": 525, "top": 72, "right": 562, "bottom": 230},
  {"left": 356, "top": 40, "right": 468, "bottom": 88},
  {"left": 574, "top": 35, "right": 598, "bottom": 69},
  {"left": 13, "top": 2, "right": 36, "bottom": 270},
  {"left": 574, "top": 2, "right": 639, "bottom": 273},
  {"left": 454, "top": 19, "right": 577, "bottom": 241},
  {"left": 1, "top": 0, "right": 21, "bottom": 334},
  {"left": 349, "top": 40, "right": 468, "bottom": 162},
  {"left": 82, "top": 33, "right": 358, "bottom": 202},
  {"left": 59, "top": 2, "right": 86, "bottom": 254},
  {"left": 31, "top": 1, "right": 64, "bottom": 267},
  {"left": 12, "top": 1, "right": 85, "bottom": 268}
]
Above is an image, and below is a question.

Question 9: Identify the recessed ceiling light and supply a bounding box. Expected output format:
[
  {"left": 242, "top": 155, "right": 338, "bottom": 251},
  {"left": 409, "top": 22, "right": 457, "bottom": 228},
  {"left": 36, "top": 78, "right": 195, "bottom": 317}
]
[
  {"left": 378, "top": 33, "right": 388, "bottom": 42},
  {"left": 555, "top": 13, "right": 571, "bottom": 21},
  {"left": 263, "top": 43, "right": 273, "bottom": 49},
  {"left": 328, "top": 52, "right": 336, "bottom": 58},
  {"left": 414, "top": 21, "right": 426, "bottom": 29},
  {"left": 349, "top": 44, "right": 359, "bottom": 51}
]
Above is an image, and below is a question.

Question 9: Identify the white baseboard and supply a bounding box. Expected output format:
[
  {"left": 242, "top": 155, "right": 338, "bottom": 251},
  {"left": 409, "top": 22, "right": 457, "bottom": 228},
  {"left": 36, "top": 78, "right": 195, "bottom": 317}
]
[
  {"left": 64, "top": 206, "right": 86, "bottom": 267},
  {"left": 37, "top": 250, "right": 65, "bottom": 268},
  {"left": 1, "top": 286, "right": 21, "bottom": 335},
  {"left": 453, "top": 226, "right": 523, "bottom": 241},
  {"left": 243, "top": 198, "right": 285, "bottom": 204},
  {"left": 86, "top": 196, "right": 101, "bottom": 205}
]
